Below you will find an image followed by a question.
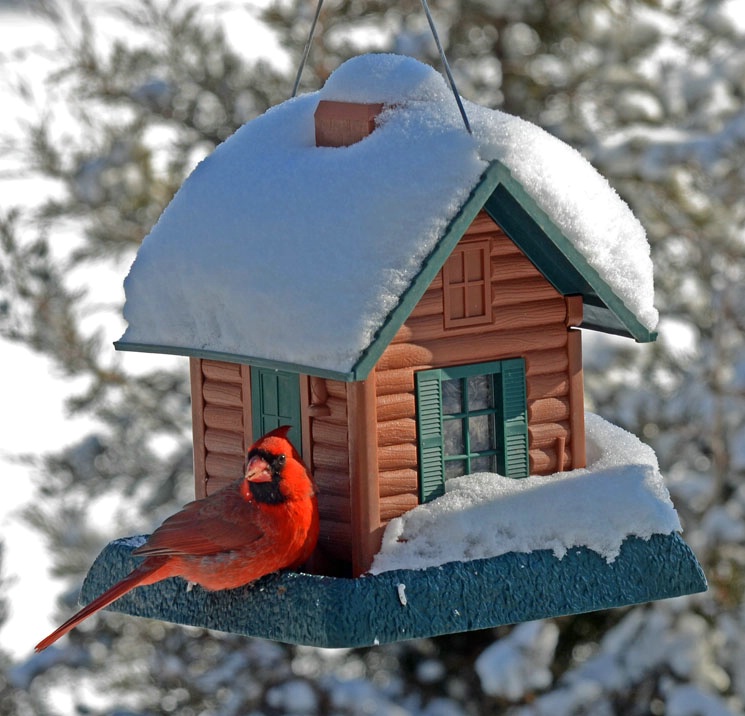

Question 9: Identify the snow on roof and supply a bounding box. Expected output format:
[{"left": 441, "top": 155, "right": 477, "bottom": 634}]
[
  {"left": 369, "top": 413, "right": 681, "bottom": 574},
  {"left": 119, "top": 54, "right": 657, "bottom": 374}
]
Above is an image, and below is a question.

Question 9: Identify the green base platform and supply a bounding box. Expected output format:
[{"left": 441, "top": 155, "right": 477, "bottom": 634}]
[{"left": 80, "top": 533, "right": 706, "bottom": 647}]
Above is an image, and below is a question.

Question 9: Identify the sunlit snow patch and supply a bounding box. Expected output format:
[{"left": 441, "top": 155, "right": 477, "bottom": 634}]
[{"left": 370, "top": 413, "right": 681, "bottom": 574}]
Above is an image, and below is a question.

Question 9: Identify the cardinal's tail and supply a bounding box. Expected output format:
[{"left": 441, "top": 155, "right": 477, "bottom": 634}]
[{"left": 34, "top": 559, "right": 167, "bottom": 652}]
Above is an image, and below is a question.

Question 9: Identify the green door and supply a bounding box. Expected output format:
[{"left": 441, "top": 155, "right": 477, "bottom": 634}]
[{"left": 250, "top": 367, "right": 302, "bottom": 453}]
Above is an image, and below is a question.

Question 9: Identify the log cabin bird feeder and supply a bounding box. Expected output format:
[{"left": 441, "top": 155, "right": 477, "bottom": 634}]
[{"left": 81, "top": 52, "right": 706, "bottom": 647}]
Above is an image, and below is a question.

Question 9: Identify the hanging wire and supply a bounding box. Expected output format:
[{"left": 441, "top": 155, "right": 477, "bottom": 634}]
[
  {"left": 420, "top": 0, "right": 471, "bottom": 134},
  {"left": 291, "top": 0, "right": 471, "bottom": 135},
  {"left": 291, "top": 0, "right": 325, "bottom": 98}
]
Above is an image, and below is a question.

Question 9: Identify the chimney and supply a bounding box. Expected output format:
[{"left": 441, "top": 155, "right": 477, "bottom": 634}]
[{"left": 314, "top": 100, "right": 384, "bottom": 148}]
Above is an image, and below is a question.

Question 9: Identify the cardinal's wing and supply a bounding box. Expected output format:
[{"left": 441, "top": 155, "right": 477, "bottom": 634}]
[{"left": 133, "top": 486, "right": 265, "bottom": 557}]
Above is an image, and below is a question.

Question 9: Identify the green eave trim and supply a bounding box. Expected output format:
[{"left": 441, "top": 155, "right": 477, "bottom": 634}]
[
  {"left": 115, "top": 162, "right": 506, "bottom": 383},
  {"left": 82, "top": 533, "right": 706, "bottom": 648},
  {"left": 349, "top": 160, "right": 655, "bottom": 382},
  {"left": 115, "top": 160, "right": 655, "bottom": 381},
  {"left": 349, "top": 162, "right": 507, "bottom": 379},
  {"left": 482, "top": 162, "right": 657, "bottom": 343},
  {"left": 114, "top": 341, "right": 357, "bottom": 382}
]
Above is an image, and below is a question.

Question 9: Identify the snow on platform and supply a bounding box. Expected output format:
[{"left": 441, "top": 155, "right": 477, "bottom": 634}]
[
  {"left": 371, "top": 413, "right": 681, "bottom": 573},
  {"left": 79, "top": 414, "right": 705, "bottom": 647},
  {"left": 81, "top": 532, "right": 705, "bottom": 648}
]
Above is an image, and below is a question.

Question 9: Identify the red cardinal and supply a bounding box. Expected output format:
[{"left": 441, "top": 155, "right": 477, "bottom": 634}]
[{"left": 35, "top": 426, "right": 318, "bottom": 652}]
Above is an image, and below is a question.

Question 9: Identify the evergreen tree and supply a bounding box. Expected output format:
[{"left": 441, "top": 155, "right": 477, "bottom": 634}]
[{"left": 2, "top": 0, "right": 744, "bottom": 713}]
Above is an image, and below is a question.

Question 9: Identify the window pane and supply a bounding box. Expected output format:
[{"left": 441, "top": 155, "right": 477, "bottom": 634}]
[
  {"left": 470, "top": 414, "right": 494, "bottom": 452},
  {"left": 465, "top": 284, "right": 485, "bottom": 317},
  {"left": 443, "top": 418, "right": 465, "bottom": 456},
  {"left": 449, "top": 287, "right": 465, "bottom": 320},
  {"left": 467, "top": 375, "right": 493, "bottom": 410},
  {"left": 447, "top": 252, "right": 464, "bottom": 283},
  {"left": 442, "top": 378, "right": 463, "bottom": 414},
  {"left": 471, "top": 455, "right": 496, "bottom": 473},
  {"left": 445, "top": 459, "right": 467, "bottom": 479},
  {"left": 442, "top": 242, "right": 492, "bottom": 329},
  {"left": 465, "top": 248, "right": 485, "bottom": 281}
]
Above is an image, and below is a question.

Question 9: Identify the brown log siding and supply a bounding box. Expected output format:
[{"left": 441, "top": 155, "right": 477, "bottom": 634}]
[
  {"left": 187, "top": 212, "right": 586, "bottom": 572},
  {"left": 190, "top": 358, "right": 252, "bottom": 498},
  {"left": 308, "top": 378, "right": 354, "bottom": 564},
  {"left": 372, "top": 211, "right": 582, "bottom": 526}
]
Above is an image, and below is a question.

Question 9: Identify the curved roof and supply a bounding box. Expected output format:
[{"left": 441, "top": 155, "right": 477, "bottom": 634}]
[{"left": 117, "top": 54, "right": 658, "bottom": 379}]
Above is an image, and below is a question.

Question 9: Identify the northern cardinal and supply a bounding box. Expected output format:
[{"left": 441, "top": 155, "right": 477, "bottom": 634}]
[{"left": 35, "top": 426, "right": 318, "bottom": 652}]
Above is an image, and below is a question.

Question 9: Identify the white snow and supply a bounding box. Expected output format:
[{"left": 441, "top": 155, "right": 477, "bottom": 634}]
[
  {"left": 658, "top": 316, "right": 700, "bottom": 362},
  {"left": 664, "top": 685, "right": 735, "bottom": 716},
  {"left": 513, "top": 608, "right": 734, "bottom": 716},
  {"left": 475, "top": 621, "right": 559, "bottom": 699},
  {"left": 119, "top": 53, "right": 657, "bottom": 373},
  {"left": 467, "top": 102, "right": 657, "bottom": 332},
  {"left": 266, "top": 679, "right": 319, "bottom": 714},
  {"left": 370, "top": 413, "right": 681, "bottom": 574}
]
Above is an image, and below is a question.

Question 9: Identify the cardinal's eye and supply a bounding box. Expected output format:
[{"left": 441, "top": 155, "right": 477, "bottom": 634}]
[{"left": 275, "top": 454, "right": 286, "bottom": 470}]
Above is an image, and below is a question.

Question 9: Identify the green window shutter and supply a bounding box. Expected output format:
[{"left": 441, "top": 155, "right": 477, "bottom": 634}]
[
  {"left": 416, "top": 359, "right": 529, "bottom": 502},
  {"left": 250, "top": 367, "right": 302, "bottom": 452},
  {"left": 498, "top": 358, "right": 529, "bottom": 478},
  {"left": 415, "top": 370, "right": 446, "bottom": 503}
]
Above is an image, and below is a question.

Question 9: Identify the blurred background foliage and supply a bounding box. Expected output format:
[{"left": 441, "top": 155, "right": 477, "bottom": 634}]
[{"left": 1, "top": 0, "right": 744, "bottom": 713}]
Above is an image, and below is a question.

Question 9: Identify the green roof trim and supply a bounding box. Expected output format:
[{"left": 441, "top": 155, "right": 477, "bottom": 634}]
[
  {"left": 113, "top": 341, "right": 356, "bottom": 381},
  {"left": 482, "top": 162, "right": 658, "bottom": 343},
  {"left": 114, "top": 162, "right": 505, "bottom": 381},
  {"left": 347, "top": 160, "right": 655, "bottom": 380},
  {"left": 115, "top": 160, "right": 655, "bottom": 376},
  {"left": 349, "top": 162, "right": 506, "bottom": 380},
  {"left": 82, "top": 533, "right": 706, "bottom": 648}
]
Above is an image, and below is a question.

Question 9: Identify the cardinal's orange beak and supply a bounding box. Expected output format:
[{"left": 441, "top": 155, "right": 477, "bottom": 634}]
[{"left": 245, "top": 455, "right": 273, "bottom": 483}]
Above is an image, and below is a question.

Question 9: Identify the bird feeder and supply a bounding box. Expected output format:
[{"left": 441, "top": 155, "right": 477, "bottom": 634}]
[{"left": 81, "top": 53, "right": 705, "bottom": 648}]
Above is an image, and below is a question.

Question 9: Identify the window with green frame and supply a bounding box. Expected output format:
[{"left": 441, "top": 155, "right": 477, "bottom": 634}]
[{"left": 415, "top": 358, "right": 529, "bottom": 503}]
